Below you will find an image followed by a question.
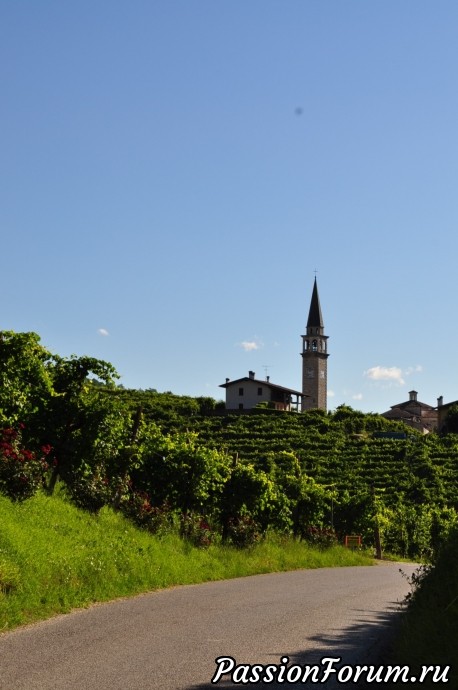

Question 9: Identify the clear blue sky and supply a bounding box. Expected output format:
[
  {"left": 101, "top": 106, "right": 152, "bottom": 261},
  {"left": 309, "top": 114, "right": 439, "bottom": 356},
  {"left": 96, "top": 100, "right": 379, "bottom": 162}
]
[{"left": 1, "top": 1, "right": 458, "bottom": 413}]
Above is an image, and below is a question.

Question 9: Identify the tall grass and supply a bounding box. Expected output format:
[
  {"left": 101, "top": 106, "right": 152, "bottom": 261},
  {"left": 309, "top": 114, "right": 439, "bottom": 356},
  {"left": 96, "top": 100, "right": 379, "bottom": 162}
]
[{"left": 0, "top": 491, "right": 372, "bottom": 631}]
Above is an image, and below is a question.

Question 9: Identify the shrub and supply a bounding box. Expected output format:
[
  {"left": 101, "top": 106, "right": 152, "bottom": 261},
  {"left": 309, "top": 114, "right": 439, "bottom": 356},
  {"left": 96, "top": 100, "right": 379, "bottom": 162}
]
[
  {"left": 225, "top": 515, "right": 262, "bottom": 548},
  {"left": 179, "top": 513, "right": 214, "bottom": 548},
  {"left": 120, "top": 490, "right": 173, "bottom": 535},
  {"left": 300, "top": 525, "right": 338, "bottom": 549},
  {"left": 392, "top": 527, "right": 458, "bottom": 687},
  {"left": 0, "top": 427, "right": 50, "bottom": 501},
  {"left": 65, "top": 465, "right": 112, "bottom": 513}
]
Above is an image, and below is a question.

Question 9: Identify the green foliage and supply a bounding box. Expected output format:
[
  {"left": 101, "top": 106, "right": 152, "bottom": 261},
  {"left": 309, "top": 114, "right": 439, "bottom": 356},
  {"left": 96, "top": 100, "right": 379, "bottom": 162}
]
[
  {"left": 0, "top": 427, "right": 51, "bottom": 501},
  {"left": 293, "top": 476, "right": 330, "bottom": 536},
  {"left": 0, "top": 331, "right": 54, "bottom": 440},
  {"left": 195, "top": 396, "right": 219, "bottom": 413},
  {"left": 381, "top": 503, "right": 434, "bottom": 560},
  {"left": 179, "top": 513, "right": 214, "bottom": 547},
  {"left": 106, "top": 388, "right": 201, "bottom": 432},
  {"left": 119, "top": 491, "right": 173, "bottom": 534},
  {"left": 391, "top": 527, "right": 458, "bottom": 687},
  {"left": 64, "top": 463, "right": 113, "bottom": 513},
  {"left": 225, "top": 515, "right": 262, "bottom": 548},
  {"left": 2, "top": 330, "right": 458, "bottom": 560},
  {"left": 131, "top": 424, "right": 231, "bottom": 515},
  {"left": 333, "top": 490, "right": 373, "bottom": 543},
  {"left": 220, "top": 463, "right": 277, "bottom": 535},
  {"left": 300, "top": 526, "right": 338, "bottom": 549},
  {"left": 0, "top": 557, "right": 20, "bottom": 595},
  {"left": 43, "top": 354, "right": 127, "bottom": 491},
  {"left": 0, "top": 331, "right": 132, "bottom": 506},
  {"left": 441, "top": 403, "right": 458, "bottom": 435},
  {"left": 0, "top": 491, "right": 373, "bottom": 630}
]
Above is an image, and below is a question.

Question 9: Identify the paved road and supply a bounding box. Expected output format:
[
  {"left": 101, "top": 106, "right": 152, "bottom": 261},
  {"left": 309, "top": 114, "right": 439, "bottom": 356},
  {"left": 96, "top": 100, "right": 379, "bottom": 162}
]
[{"left": 0, "top": 563, "right": 417, "bottom": 690}]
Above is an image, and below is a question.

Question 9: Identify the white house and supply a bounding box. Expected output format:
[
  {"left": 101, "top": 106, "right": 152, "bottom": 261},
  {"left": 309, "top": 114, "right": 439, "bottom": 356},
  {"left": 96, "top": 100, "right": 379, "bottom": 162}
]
[{"left": 220, "top": 371, "right": 304, "bottom": 411}]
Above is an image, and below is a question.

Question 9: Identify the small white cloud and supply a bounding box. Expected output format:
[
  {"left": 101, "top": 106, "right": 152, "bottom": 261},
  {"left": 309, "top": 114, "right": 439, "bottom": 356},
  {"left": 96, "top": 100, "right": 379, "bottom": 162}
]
[
  {"left": 352, "top": 393, "right": 363, "bottom": 400},
  {"left": 97, "top": 328, "right": 109, "bottom": 337},
  {"left": 406, "top": 365, "right": 423, "bottom": 376},
  {"left": 364, "top": 366, "right": 405, "bottom": 385},
  {"left": 240, "top": 340, "right": 261, "bottom": 352},
  {"left": 327, "top": 390, "right": 335, "bottom": 398}
]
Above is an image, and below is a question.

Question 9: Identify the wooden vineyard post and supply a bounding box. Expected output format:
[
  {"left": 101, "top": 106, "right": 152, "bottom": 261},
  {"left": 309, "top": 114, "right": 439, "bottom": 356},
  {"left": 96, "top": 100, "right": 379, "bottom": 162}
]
[{"left": 371, "top": 483, "right": 383, "bottom": 560}]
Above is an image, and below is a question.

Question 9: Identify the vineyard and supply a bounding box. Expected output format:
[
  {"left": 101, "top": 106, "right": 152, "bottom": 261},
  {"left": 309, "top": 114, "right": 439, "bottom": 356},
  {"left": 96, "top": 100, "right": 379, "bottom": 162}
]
[
  {"left": 2, "top": 331, "right": 458, "bottom": 560},
  {"left": 111, "top": 388, "right": 458, "bottom": 505},
  {"left": 108, "top": 388, "right": 458, "bottom": 557}
]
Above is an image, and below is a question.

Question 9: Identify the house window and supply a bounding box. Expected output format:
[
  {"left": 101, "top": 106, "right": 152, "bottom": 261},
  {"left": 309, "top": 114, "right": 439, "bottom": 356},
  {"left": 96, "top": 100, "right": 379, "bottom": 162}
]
[
  {"left": 257, "top": 387, "right": 263, "bottom": 396},
  {"left": 238, "top": 403, "right": 244, "bottom": 410},
  {"left": 239, "top": 387, "right": 244, "bottom": 396}
]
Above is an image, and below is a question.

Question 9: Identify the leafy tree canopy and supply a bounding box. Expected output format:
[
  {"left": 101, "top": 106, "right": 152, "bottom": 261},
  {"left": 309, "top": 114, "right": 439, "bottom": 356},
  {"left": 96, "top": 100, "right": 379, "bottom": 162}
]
[
  {"left": 0, "top": 331, "right": 54, "bottom": 428},
  {"left": 442, "top": 404, "right": 458, "bottom": 435}
]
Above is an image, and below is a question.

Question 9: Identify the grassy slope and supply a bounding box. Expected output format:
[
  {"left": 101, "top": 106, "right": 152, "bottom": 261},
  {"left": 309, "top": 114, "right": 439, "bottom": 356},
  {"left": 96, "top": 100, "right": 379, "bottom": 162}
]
[{"left": 0, "top": 491, "right": 372, "bottom": 631}]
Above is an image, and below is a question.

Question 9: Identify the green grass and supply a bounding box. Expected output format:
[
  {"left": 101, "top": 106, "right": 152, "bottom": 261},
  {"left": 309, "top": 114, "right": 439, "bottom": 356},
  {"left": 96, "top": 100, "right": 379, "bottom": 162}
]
[{"left": 0, "top": 491, "right": 372, "bottom": 631}]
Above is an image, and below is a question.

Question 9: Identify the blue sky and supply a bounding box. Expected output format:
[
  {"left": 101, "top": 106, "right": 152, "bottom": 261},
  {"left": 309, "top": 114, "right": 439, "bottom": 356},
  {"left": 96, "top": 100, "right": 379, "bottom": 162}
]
[{"left": 1, "top": 1, "right": 458, "bottom": 413}]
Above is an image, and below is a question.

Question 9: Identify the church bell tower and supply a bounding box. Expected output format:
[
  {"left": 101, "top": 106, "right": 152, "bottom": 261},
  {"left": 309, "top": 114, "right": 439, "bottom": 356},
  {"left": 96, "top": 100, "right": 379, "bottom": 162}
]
[{"left": 301, "top": 278, "right": 329, "bottom": 411}]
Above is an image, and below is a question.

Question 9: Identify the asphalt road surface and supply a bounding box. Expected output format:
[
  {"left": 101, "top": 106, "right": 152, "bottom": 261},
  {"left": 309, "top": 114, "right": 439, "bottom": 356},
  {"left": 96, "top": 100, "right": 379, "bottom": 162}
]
[{"left": 0, "top": 563, "right": 417, "bottom": 690}]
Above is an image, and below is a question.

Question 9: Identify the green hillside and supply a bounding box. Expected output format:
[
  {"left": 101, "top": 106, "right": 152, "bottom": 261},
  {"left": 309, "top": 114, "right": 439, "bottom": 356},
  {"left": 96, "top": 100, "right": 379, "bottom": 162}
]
[
  {"left": 0, "top": 490, "right": 371, "bottom": 630},
  {"left": 3, "top": 331, "right": 455, "bottom": 668},
  {"left": 2, "top": 331, "right": 457, "bottom": 564},
  {"left": 106, "top": 388, "right": 458, "bottom": 558}
]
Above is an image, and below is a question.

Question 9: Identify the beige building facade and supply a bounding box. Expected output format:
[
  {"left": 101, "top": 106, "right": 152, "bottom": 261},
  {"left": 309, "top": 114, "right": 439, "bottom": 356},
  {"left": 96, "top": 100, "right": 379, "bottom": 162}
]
[
  {"left": 220, "top": 371, "right": 303, "bottom": 411},
  {"left": 381, "top": 390, "right": 438, "bottom": 434}
]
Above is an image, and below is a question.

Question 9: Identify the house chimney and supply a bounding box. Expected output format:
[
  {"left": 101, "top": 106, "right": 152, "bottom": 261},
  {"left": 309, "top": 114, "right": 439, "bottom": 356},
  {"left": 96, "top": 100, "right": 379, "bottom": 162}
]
[
  {"left": 248, "top": 371, "right": 255, "bottom": 380},
  {"left": 266, "top": 376, "right": 270, "bottom": 383},
  {"left": 437, "top": 395, "right": 443, "bottom": 408},
  {"left": 409, "top": 390, "right": 418, "bottom": 402},
  {"left": 225, "top": 378, "right": 230, "bottom": 384}
]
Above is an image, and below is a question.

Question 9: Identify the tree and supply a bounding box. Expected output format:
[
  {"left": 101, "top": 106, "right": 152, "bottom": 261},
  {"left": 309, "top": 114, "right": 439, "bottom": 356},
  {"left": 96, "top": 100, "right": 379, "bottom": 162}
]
[
  {"left": 442, "top": 404, "right": 458, "bottom": 435},
  {"left": 43, "top": 355, "right": 128, "bottom": 500},
  {"left": 220, "top": 463, "right": 277, "bottom": 537},
  {"left": 129, "top": 425, "right": 231, "bottom": 516},
  {"left": 0, "top": 331, "right": 54, "bottom": 436},
  {"left": 0, "top": 332, "right": 55, "bottom": 500}
]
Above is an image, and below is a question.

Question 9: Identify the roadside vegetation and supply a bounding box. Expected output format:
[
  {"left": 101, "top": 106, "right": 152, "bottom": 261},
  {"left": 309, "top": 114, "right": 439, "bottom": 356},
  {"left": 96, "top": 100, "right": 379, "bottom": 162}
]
[
  {"left": 1, "top": 329, "right": 458, "bottom": 655},
  {"left": 386, "top": 526, "right": 458, "bottom": 689},
  {"left": 0, "top": 490, "right": 371, "bottom": 630}
]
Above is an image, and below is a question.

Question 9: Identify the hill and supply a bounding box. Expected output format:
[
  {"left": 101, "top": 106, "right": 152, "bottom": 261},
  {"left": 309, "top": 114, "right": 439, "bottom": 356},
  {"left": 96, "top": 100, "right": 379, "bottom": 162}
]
[
  {"left": 0, "top": 490, "right": 371, "bottom": 630},
  {"left": 107, "top": 389, "right": 458, "bottom": 559}
]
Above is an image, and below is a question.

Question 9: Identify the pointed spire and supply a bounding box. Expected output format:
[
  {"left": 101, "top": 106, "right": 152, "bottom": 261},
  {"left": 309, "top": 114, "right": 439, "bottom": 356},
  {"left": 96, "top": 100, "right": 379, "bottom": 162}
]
[{"left": 307, "top": 278, "right": 324, "bottom": 329}]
